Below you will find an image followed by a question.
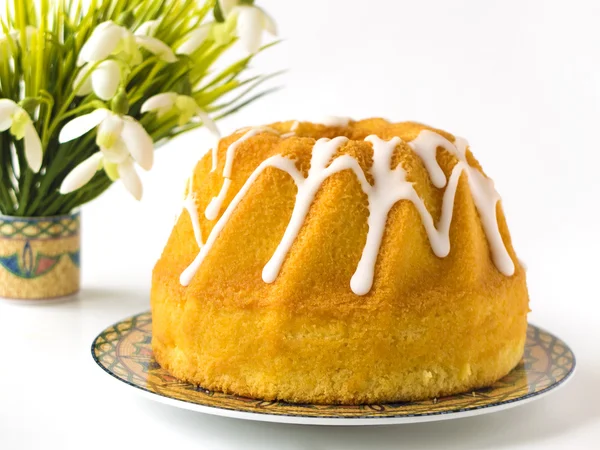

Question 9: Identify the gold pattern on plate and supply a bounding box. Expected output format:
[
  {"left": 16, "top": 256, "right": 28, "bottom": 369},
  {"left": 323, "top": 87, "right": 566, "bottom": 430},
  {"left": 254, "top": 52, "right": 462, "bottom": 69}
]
[{"left": 92, "top": 312, "right": 575, "bottom": 419}]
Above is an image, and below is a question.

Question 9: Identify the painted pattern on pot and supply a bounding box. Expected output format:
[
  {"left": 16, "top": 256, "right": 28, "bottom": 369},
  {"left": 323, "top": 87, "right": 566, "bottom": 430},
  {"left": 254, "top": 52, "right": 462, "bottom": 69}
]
[{"left": 0, "top": 212, "right": 80, "bottom": 299}]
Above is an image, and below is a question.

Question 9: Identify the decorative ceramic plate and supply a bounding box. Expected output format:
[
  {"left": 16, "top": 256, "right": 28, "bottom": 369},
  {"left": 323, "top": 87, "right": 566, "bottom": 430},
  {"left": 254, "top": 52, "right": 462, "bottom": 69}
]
[{"left": 91, "top": 312, "right": 575, "bottom": 426}]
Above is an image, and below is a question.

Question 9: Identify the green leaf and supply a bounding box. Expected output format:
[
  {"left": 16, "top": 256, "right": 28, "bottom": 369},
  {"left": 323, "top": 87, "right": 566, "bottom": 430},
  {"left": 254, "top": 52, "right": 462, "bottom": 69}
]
[
  {"left": 206, "top": 70, "right": 284, "bottom": 112},
  {"left": 215, "top": 87, "right": 282, "bottom": 120}
]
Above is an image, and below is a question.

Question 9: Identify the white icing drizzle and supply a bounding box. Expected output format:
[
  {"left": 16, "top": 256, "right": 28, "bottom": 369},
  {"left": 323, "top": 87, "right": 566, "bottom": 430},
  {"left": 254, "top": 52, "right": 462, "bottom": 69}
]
[
  {"left": 290, "top": 120, "right": 299, "bottom": 131},
  {"left": 180, "top": 155, "right": 302, "bottom": 286},
  {"left": 182, "top": 175, "right": 203, "bottom": 248},
  {"left": 209, "top": 129, "right": 222, "bottom": 173},
  {"left": 351, "top": 136, "right": 426, "bottom": 295},
  {"left": 408, "top": 132, "right": 514, "bottom": 276},
  {"left": 316, "top": 116, "right": 352, "bottom": 127},
  {"left": 205, "top": 126, "right": 279, "bottom": 220},
  {"left": 180, "top": 126, "right": 515, "bottom": 293},
  {"left": 408, "top": 131, "right": 449, "bottom": 188},
  {"left": 262, "top": 137, "right": 369, "bottom": 283}
]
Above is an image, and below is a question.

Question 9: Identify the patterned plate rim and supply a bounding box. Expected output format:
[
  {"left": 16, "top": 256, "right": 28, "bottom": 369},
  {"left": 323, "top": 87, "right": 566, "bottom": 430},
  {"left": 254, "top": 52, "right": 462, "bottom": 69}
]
[{"left": 91, "top": 311, "right": 576, "bottom": 425}]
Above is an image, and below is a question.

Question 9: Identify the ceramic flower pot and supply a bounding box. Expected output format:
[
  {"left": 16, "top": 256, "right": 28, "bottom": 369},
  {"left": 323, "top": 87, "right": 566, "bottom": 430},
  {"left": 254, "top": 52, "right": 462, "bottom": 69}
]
[{"left": 0, "top": 212, "right": 80, "bottom": 301}]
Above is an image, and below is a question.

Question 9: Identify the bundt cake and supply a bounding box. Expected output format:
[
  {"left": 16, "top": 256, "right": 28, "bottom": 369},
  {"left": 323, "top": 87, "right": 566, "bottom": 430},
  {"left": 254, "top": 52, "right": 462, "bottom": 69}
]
[{"left": 151, "top": 118, "right": 529, "bottom": 405}]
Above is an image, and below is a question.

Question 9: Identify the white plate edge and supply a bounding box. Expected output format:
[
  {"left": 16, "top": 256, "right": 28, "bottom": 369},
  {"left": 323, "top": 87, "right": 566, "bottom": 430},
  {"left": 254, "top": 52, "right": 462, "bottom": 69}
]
[{"left": 94, "top": 355, "right": 577, "bottom": 426}]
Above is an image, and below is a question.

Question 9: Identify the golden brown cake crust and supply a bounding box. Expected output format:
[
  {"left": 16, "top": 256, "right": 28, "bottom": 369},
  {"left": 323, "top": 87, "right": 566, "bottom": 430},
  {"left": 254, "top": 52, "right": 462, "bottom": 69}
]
[{"left": 151, "top": 118, "right": 529, "bottom": 404}]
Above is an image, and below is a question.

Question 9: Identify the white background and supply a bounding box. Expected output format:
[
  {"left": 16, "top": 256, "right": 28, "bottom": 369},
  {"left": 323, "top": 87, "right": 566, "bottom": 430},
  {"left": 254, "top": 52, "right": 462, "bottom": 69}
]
[{"left": 1, "top": 0, "right": 599, "bottom": 448}]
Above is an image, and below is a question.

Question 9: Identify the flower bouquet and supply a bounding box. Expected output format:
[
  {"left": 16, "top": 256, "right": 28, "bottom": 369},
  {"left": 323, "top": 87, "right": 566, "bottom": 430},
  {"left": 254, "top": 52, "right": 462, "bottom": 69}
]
[{"left": 0, "top": 0, "right": 279, "bottom": 300}]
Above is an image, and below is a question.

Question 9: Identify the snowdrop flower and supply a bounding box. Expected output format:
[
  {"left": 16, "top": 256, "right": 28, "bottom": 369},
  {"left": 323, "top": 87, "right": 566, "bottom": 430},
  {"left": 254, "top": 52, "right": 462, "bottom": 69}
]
[
  {"left": 73, "top": 59, "right": 123, "bottom": 101},
  {"left": 141, "top": 92, "right": 220, "bottom": 134},
  {"left": 219, "top": 1, "right": 277, "bottom": 53},
  {"left": 176, "top": 24, "right": 212, "bottom": 55},
  {"left": 142, "top": 93, "right": 220, "bottom": 170},
  {"left": 74, "top": 21, "right": 177, "bottom": 100},
  {"left": 58, "top": 108, "right": 154, "bottom": 200},
  {"left": 135, "top": 20, "right": 160, "bottom": 37},
  {"left": 0, "top": 99, "right": 42, "bottom": 172},
  {"left": 218, "top": 0, "right": 238, "bottom": 16},
  {"left": 78, "top": 21, "right": 176, "bottom": 66}
]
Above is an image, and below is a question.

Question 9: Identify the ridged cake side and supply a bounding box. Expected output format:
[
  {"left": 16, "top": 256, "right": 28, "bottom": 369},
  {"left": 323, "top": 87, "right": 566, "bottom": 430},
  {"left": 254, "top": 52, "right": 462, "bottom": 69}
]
[{"left": 151, "top": 119, "right": 529, "bottom": 404}]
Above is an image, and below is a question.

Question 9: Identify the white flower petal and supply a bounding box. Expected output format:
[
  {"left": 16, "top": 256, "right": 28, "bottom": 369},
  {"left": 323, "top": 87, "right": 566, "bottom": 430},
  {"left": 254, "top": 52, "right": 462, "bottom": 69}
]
[
  {"left": 121, "top": 118, "right": 154, "bottom": 170},
  {"left": 140, "top": 93, "right": 177, "bottom": 115},
  {"left": 0, "top": 117, "right": 12, "bottom": 132},
  {"left": 0, "top": 99, "right": 19, "bottom": 131},
  {"left": 100, "top": 138, "right": 129, "bottom": 164},
  {"left": 58, "top": 108, "right": 111, "bottom": 143},
  {"left": 236, "top": 6, "right": 264, "bottom": 54},
  {"left": 135, "top": 20, "right": 159, "bottom": 37},
  {"left": 73, "top": 64, "right": 94, "bottom": 96},
  {"left": 91, "top": 60, "right": 122, "bottom": 100},
  {"left": 96, "top": 113, "right": 124, "bottom": 146},
  {"left": 117, "top": 159, "right": 143, "bottom": 200},
  {"left": 195, "top": 108, "right": 220, "bottom": 139},
  {"left": 176, "top": 24, "right": 211, "bottom": 55},
  {"left": 60, "top": 153, "right": 103, "bottom": 194},
  {"left": 78, "top": 21, "right": 125, "bottom": 65},
  {"left": 135, "top": 36, "right": 177, "bottom": 63},
  {"left": 260, "top": 8, "right": 278, "bottom": 36},
  {"left": 219, "top": 0, "right": 238, "bottom": 17},
  {"left": 94, "top": 21, "right": 116, "bottom": 33},
  {"left": 23, "top": 122, "right": 43, "bottom": 172}
]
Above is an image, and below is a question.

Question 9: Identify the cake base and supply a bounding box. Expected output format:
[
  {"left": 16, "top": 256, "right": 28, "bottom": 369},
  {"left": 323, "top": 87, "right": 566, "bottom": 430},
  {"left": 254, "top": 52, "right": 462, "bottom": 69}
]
[
  {"left": 153, "top": 341, "right": 524, "bottom": 405},
  {"left": 152, "top": 284, "right": 527, "bottom": 405}
]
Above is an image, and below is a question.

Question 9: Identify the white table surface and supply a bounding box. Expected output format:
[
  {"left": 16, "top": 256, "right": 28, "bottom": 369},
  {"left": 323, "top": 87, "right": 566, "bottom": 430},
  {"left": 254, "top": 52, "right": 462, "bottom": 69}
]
[{"left": 1, "top": 0, "right": 599, "bottom": 448}]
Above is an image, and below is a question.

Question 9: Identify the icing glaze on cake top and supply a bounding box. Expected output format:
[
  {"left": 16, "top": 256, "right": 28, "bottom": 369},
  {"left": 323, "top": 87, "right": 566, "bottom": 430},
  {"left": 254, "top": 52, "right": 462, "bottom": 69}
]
[{"left": 179, "top": 119, "right": 515, "bottom": 295}]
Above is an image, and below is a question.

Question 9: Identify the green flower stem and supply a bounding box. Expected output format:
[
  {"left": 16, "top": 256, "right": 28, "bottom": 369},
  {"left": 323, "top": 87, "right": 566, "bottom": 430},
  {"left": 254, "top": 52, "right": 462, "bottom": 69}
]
[
  {"left": 38, "top": 91, "right": 55, "bottom": 148},
  {"left": 45, "top": 61, "right": 103, "bottom": 140},
  {"left": 160, "top": 1, "right": 198, "bottom": 32},
  {"left": 16, "top": 170, "right": 34, "bottom": 215},
  {"left": 24, "top": 133, "right": 95, "bottom": 215},
  {"left": 0, "top": 134, "right": 16, "bottom": 214},
  {"left": 147, "top": 116, "right": 180, "bottom": 141}
]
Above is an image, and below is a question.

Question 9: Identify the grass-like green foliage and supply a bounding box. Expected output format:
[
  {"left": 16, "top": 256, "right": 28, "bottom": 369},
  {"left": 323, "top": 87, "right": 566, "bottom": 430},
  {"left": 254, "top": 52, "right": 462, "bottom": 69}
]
[{"left": 0, "top": 0, "right": 279, "bottom": 216}]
